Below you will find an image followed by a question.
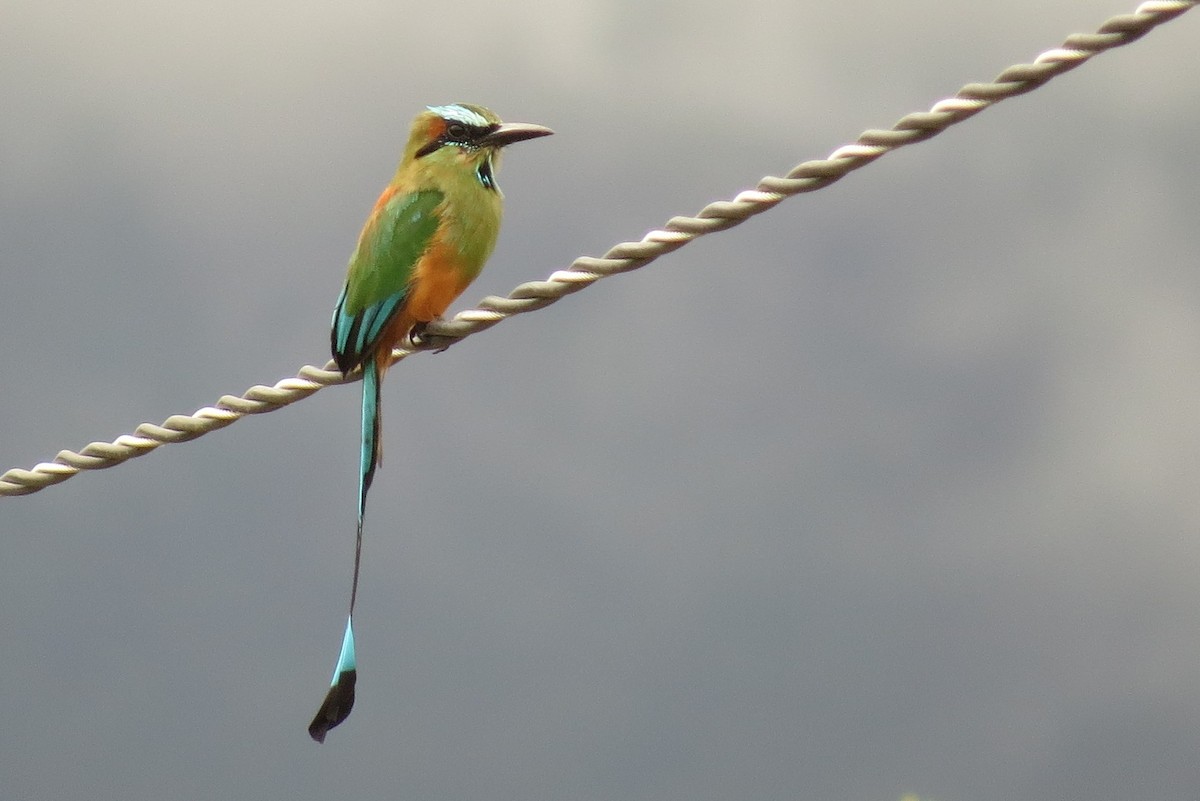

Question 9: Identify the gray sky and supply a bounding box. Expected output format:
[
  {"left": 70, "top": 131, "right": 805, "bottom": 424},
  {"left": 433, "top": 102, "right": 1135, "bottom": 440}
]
[{"left": 3, "top": 2, "right": 1200, "bottom": 799}]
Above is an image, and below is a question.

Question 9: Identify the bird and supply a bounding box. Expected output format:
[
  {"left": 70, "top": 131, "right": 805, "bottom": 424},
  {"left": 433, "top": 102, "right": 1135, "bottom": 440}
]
[{"left": 308, "top": 104, "right": 552, "bottom": 743}]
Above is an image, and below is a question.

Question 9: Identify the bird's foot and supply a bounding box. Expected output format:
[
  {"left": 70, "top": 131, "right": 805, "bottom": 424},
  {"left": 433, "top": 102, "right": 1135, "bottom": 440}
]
[{"left": 409, "top": 320, "right": 452, "bottom": 353}]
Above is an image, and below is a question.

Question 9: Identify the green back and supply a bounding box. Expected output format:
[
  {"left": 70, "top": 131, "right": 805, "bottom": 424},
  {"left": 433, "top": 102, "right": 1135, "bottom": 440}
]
[{"left": 330, "top": 189, "right": 443, "bottom": 371}]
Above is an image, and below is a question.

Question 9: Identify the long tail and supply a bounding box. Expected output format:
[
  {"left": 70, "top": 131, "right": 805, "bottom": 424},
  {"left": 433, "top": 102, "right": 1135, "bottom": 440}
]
[{"left": 308, "top": 357, "right": 382, "bottom": 743}]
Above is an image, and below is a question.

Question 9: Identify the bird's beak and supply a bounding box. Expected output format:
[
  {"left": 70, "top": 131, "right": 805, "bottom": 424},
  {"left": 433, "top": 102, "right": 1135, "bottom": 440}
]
[{"left": 480, "top": 122, "right": 554, "bottom": 148}]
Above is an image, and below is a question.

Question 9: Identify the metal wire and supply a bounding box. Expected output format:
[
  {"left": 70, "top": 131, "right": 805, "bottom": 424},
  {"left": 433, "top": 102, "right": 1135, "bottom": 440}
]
[{"left": 2, "top": 0, "right": 1195, "bottom": 497}]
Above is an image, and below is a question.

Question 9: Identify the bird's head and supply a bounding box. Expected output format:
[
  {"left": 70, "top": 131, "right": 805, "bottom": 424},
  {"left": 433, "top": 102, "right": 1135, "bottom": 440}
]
[{"left": 402, "top": 103, "right": 552, "bottom": 190}]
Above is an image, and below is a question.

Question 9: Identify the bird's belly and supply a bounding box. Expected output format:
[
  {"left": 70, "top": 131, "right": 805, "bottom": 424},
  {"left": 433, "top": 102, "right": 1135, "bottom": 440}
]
[{"left": 406, "top": 240, "right": 476, "bottom": 322}]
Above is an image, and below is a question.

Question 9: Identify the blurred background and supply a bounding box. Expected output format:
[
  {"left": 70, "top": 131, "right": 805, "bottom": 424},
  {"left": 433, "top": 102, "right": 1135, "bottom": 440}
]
[{"left": 2, "top": 2, "right": 1199, "bottom": 799}]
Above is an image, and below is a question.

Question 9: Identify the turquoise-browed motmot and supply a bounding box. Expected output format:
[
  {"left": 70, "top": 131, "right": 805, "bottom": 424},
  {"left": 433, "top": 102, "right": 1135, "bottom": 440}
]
[{"left": 309, "top": 104, "right": 552, "bottom": 742}]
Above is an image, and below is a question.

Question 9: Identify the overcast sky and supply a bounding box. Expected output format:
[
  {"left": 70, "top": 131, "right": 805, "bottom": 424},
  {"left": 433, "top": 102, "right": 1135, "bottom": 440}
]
[{"left": 3, "top": 2, "right": 1200, "bottom": 800}]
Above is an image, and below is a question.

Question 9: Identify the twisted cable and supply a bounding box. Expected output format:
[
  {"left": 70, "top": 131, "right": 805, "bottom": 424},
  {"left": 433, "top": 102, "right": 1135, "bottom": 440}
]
[{"left": 2, "top": 0, "right": 1194, "bottom": 497}]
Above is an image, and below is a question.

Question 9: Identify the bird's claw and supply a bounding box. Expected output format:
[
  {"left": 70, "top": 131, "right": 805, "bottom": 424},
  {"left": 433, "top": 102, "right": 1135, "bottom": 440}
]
[{"left": 409, "top": 321, "right": 452, "bottom": 353}]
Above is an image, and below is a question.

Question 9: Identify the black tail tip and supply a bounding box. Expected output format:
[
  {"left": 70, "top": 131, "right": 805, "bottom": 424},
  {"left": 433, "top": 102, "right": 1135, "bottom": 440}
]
[{"left": 308, "top": 670, "right": 357, "bottom": 743}]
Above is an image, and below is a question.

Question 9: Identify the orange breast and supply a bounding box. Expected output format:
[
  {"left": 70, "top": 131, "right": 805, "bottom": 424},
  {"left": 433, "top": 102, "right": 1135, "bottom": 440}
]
[
  {"left": 406, "top": 236, "right": 473, "bottom": 322},
  {"left": 371, "top": 235, "right": 474, "bottom": 372}
]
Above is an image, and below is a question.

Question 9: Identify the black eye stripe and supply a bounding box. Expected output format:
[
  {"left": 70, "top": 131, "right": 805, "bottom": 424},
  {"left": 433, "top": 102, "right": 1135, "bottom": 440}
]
[
  {"left": 447, "top": 122, "right": 495, "bottom": 144},
  {"left": 414, "top": 120, "right": 499, "bottom": 159}
]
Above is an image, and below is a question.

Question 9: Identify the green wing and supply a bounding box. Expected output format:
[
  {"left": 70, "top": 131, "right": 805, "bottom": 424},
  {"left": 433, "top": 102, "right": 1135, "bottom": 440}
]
[{"left": 331, "top": 188, "right": 443, "bottom": 373}]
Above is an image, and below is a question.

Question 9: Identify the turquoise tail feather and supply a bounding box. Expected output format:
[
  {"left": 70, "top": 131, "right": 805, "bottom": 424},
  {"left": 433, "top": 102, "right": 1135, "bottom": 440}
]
[
  {"left": 358, "top": 358, "right": 381, "bottom": 536},
  {"left": 308, "top": 615, "right": 357, "bottom": 743},
  {"left": 309, "top": 358, "right": 380, "bottom": 743}
]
